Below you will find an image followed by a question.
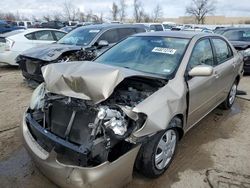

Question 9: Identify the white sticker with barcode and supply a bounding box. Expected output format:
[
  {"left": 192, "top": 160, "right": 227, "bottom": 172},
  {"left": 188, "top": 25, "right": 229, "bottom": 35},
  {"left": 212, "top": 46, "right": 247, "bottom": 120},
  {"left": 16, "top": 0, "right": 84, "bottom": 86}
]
[{"left": 152, "top": 47, "right": 176, "bottom": 55}]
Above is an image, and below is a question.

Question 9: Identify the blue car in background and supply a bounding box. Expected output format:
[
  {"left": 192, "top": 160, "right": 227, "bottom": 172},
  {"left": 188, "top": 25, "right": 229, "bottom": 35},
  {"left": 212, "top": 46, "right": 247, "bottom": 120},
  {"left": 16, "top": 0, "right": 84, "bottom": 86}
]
[{"left": 0, "top": 20, "right": 24, "bottom": 34}]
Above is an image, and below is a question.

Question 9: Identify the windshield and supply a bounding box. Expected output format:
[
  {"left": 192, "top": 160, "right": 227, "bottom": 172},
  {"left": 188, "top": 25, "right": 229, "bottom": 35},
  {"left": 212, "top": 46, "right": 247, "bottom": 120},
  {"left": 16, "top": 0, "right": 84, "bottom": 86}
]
[
  {"left": 57, "top": 27, "right": 101, "bottom": 46},
  {"left": 95, "top": 36, "right": 190, "bottom": 77}
]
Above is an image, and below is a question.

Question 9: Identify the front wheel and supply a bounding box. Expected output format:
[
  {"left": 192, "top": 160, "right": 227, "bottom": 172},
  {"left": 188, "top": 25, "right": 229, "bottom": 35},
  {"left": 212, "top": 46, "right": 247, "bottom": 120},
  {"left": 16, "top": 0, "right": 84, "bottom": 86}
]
[
  {"left": 135, "top": 127, "right": 179, "bottom": 178},
  {"left": 221, "top": 81, "right": 238, "bottom": 110}
]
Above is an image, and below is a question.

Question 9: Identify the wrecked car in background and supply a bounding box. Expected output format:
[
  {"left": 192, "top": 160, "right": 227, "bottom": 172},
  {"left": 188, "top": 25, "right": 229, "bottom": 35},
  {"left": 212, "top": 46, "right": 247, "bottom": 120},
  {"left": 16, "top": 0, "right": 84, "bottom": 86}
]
[
  {"left": 22, "top": 31, "right": 243, "bottom": 188},
  {"left": 0, "top": 29, "right": 66, "bottom": 66},
  {"left": 215, "top": 27, "right": 250, "bottom": 74},
  {"left": 17, "top": 24, "right": 146, "bottom": 87}
]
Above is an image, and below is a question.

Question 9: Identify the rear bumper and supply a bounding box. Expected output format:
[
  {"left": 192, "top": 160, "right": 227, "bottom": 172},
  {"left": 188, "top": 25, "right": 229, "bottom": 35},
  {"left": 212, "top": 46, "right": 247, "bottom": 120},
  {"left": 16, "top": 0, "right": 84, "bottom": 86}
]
[
  {"left": 22, "top": 113, "right": 140, "bottom": 188},
  {"left": 0, "top": 51, "right": 19, "bottom": 65}
]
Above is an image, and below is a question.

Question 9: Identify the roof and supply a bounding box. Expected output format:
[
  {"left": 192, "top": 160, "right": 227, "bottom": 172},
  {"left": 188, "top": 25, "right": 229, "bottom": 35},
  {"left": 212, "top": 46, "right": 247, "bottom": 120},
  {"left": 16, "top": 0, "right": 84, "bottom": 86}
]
[
  {"left": 77, "top": 23, "right": 147, "bottom": 30},
  {"left": 133, "top": 31, "right": 211, "bottom": 39}
]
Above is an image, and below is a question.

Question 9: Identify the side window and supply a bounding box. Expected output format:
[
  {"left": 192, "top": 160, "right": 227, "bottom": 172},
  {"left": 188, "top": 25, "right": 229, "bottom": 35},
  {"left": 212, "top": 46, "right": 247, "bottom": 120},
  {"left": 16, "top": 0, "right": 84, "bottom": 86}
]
[
  {"left": 212, "top": 38, "right": 233, "bottom": 64},
  {"left": 98, "top": 29, "right": 119, "bottom": 44},
  {"left": 53, "top": 31, "right": 66, "bottom": 40},
  {"left": 135, "top": 28, "right": 146, "bottom": 33},
  {"left": 18, "top": 22, "right": 24, "bottom": 26},
  {"left": 25, "top": 33, "right": 34, "bottom": 40},
  {"left": 117, "top": 28, "right": 136, "bottom": 41},
  {"left": 155, "top": 25, "right": 164, "bottom": 31},
  {"left": 34, "top": 31, "right": 54, "bottom": 41},
  {"left": 150, "top": 25, "right": 156, "bottom": 31},
  {"left": 188, "top": 39, "right": 214, "bottom": 70}
]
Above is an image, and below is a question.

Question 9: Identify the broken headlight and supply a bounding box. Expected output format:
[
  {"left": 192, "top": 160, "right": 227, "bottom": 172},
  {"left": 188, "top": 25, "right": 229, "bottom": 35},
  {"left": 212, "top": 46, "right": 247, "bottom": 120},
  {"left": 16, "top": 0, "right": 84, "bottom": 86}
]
[{"left": 30, "top": 83, "right": 46, "bottom": 110}]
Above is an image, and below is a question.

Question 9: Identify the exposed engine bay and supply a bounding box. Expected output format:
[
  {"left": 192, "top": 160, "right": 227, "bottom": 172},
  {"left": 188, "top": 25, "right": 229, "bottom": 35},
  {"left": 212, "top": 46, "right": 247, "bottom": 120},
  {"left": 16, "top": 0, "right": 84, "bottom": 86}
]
[
  {"left": 27, "top": 76, "right": 164, "bottom": 167},
  {"left": 56, "top": 48, "right": 97, "bottom": 63}
]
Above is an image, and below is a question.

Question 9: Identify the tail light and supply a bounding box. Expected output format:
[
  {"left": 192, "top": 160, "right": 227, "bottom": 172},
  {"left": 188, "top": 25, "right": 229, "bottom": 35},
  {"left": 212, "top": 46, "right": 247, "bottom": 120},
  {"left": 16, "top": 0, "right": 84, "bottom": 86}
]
[{"left": 5, "top": 38, "right": 15, "bottom": 51}]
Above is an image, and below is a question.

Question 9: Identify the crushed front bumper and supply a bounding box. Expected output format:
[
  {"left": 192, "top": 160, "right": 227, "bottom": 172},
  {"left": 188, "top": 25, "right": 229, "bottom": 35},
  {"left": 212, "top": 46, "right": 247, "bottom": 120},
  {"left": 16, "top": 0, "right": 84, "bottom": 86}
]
[{"left": 22, "top": 113, "right": 140, "bottom": 188}]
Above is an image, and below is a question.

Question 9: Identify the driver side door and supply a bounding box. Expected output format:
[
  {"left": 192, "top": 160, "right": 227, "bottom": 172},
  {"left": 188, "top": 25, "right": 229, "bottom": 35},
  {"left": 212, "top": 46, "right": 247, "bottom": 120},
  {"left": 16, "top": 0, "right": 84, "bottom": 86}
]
[{"left": 186, "top": 38, "right": 218, "bottom": 128}]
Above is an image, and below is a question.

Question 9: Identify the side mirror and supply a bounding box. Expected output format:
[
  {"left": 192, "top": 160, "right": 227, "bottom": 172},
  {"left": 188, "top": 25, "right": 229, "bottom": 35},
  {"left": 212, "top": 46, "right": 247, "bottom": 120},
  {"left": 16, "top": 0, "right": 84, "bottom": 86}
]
[
  {"left": 98, "top": 40, "right": 109, "bottom": 47},
  {"left": 188, "top": 65, "right": 213, "bottom": 77}
]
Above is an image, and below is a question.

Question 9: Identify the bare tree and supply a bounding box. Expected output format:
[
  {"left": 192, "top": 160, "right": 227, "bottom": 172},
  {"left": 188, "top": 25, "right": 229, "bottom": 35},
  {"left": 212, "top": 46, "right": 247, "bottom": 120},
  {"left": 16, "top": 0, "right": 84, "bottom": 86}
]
[
  {"left": 119, "top": 0, "right": 127, "bottom": 22},
  {"left": 63, "top": 0, "right": 78, "bottom": 21},
  {"left": 133, "top": 0, "right": 144, "bottom": 22},
  {"left": 111, "top": 2, "right": 119, "bottom": 21},
  {"left": 77, "top": 11, "right": 86, "bottom": 22},
  {"left": 52, "top": 12, "right": 62, "bottom": 21},
  {"left": 152, "top": 4, "right": 163, "bottom": 22},
  {"left": 186, "top": 0, "right": 216, "bottom": 24},
  {"left": 43, "top": 14, "right": 51, "bottom": 22}
]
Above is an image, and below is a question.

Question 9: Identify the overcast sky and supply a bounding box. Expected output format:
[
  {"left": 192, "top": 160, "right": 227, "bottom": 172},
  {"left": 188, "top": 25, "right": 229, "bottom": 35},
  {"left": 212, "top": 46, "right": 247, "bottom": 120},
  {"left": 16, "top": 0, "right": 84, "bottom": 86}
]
[{"left": 0, "top": 0, "right": 250, "bottom": 19}]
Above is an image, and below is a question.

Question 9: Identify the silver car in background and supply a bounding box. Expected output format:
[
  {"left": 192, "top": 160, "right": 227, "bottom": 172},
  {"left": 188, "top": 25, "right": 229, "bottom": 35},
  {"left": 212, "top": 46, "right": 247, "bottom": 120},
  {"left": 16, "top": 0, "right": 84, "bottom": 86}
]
[{"left": 22, "top": 31, "right": 243, "bottom": 188}]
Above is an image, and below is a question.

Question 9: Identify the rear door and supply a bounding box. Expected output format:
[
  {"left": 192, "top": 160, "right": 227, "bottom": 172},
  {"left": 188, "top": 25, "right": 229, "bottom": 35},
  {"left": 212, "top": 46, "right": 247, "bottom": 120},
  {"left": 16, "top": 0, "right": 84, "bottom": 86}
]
[
  {"left": 211, "top": 38, "right": 236, "bottom": 103},
  {"left": 187, "top": 38, "right": 217, "bottom": 127}
]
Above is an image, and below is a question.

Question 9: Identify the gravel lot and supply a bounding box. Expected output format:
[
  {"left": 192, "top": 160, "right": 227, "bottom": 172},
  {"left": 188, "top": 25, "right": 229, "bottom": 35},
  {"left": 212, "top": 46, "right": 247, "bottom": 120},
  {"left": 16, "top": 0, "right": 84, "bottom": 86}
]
[{"left": 0, "top": 63, "right": 250, "bottom": 188}]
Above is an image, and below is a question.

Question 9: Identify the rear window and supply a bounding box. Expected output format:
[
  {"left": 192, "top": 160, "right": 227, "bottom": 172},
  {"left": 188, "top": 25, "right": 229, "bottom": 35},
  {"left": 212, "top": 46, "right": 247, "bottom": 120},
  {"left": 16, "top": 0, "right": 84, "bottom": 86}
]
[{"left": 25, "top": 33, "right": 33, "bottom": 40}]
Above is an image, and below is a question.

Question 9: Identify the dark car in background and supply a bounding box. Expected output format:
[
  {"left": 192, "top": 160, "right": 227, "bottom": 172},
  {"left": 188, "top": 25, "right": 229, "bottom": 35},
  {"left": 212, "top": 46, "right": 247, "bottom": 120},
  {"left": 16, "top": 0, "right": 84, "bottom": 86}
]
[
  {"left": 215, "top": 27, "right": 250, "bottom": 73},
  {"left": 40, "top": 21, "right": 65, "bottom": 29},
  {"left": 17, "top": 24, "right": 147, "bottom": 86},
  {"left": 0, "top": 20, "right": 24, "bottom": 34}
]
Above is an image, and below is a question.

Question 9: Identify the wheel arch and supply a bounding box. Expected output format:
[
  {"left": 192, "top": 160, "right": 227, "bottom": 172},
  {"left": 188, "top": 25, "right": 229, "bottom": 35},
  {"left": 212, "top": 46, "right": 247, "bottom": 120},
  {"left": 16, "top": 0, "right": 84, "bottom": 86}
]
[{"left": 170, "top": 114, "right": 184, "bottom": 140}]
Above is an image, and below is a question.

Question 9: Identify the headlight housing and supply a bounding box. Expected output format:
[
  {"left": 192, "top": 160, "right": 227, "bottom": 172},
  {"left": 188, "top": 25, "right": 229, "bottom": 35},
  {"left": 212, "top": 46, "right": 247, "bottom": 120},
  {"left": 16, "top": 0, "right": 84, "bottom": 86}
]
[{"left": 30, "top": 83, "right": 46, "bottom": 110}]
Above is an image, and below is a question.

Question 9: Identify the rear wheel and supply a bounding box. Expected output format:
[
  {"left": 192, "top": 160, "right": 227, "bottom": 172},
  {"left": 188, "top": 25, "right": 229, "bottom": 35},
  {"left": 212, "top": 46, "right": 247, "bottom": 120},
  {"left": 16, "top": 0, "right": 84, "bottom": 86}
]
[
  {"left": 136, "top": 120, "right": 179, "bottom": 178},
  {"left": 221, "top": 81, "right": 238, "bottom": 110}
]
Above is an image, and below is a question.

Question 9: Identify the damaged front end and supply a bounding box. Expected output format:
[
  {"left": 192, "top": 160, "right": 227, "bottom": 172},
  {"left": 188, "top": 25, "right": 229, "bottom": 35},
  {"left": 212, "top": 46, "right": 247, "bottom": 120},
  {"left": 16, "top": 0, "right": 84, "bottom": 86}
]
[
  {"left": 17, "top": 48, "right": 97, "bottom": 88},
  {"left": 23, "top": 64, "right": 165, "bottom": 187}
]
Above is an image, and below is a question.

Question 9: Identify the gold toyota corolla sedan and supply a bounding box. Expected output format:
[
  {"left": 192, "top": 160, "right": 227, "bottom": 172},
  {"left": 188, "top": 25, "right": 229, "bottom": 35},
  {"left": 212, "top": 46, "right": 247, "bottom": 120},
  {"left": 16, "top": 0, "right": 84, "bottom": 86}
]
[{"left": 22, "top": 31, "right": 243, "bottom": 188}]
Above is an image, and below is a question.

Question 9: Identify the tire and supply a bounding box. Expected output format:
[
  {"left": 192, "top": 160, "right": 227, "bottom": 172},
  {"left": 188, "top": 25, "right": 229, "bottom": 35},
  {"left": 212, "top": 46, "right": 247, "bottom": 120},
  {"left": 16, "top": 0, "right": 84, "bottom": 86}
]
[
  {"left": 221, "top": 80, "right": 238, "bottom": 110},
  {"left": 135, "top": 120, "right": 179, "bottom": 178}
]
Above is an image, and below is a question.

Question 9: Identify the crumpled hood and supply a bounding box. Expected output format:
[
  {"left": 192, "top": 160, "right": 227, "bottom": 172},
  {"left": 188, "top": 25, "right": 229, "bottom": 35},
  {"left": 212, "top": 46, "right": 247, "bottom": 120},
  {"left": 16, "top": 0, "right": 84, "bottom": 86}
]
[
  {"left": 21, "top": 43, "right": 83, "bottom": 61},
  {"left": 42, "top": 61, "right": 157, "bottom": 104}
]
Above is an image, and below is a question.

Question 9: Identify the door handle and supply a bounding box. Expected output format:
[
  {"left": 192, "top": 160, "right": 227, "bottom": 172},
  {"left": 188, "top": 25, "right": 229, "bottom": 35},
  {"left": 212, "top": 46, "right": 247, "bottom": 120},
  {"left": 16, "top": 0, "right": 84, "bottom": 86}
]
[
  {"left": 232, "top": 62, "right": 237, "bottom": 68},
  {"left": 214, "top": 71, "right": 220, "bottom": 79}
]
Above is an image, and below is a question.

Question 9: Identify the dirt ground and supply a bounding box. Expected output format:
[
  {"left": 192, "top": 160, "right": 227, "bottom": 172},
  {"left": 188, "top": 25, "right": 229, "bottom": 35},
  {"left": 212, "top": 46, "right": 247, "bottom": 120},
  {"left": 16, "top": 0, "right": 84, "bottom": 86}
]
[{"left": 0, "top": 63, "right": 250, "bottom": 188}]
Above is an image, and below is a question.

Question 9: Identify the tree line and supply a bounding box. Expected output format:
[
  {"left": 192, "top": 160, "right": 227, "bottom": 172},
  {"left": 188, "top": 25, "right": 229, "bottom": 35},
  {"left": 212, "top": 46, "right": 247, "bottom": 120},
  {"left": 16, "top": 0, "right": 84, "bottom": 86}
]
[{"left": 0, "top": 0, "right": 217, "bottom": 24}]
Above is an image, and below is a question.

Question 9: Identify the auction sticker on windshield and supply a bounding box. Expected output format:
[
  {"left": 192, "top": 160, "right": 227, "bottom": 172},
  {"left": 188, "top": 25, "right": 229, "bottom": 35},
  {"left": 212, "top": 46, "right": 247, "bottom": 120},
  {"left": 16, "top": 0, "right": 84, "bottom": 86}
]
[{"left": 152, "top": 47, "right": 176, "bottom": 55}]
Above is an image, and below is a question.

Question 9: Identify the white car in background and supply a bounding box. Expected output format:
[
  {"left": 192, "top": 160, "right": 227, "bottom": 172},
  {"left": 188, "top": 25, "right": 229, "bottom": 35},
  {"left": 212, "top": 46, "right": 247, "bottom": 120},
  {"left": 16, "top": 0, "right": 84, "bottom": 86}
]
[{"left": 0, "top": 29, "right": 66, "bottom": 65}]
